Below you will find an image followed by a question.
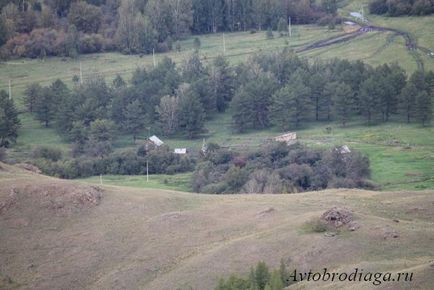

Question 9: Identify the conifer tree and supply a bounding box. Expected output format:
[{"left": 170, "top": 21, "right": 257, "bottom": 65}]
[
  {"left": 123, "top": 100, "right": 146, "bottom": 143},
  {"left": 269, "top": 74, "right": 311, "bottom": 130},
  {"left": 178, "top": 90, "right": 205, "bottom": 138},
  {"left": 333, "top": 82, "right": 353, "bottom": 127},
  {"left": 417, "top": 91, "right": 432, "bottom": 126},
  {"left": 0, "top": 90, "right": 20, "bottom": 147},
  {"left": 399, "top": 82, "right": 418, "bottom": 123},
  {"left": 34, "top": 87, "right": 56, "bottom": 127},
  {"left": 359, "top": 77, "right": 381, "bottom": 124},
  {"left": 24, "top": 83, "right": 42, "bottom": 113}
]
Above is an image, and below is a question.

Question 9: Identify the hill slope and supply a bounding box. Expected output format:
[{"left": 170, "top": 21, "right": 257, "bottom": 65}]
[{"left": 1, "top": 163, "right": 433, "bottom": 289}]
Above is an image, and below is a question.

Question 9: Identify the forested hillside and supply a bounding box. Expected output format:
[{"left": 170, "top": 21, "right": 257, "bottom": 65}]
[{"left": 0, "top": 0, "right": 339, "bottom": 58}]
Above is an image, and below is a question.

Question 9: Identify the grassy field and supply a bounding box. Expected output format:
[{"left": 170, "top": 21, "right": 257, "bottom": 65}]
[
  {"left": 1, "top": 163, "right": 434, "bottom": 289},
  {"left": 80, "top": 173, "right": 193, "bottom": 192},
  {"left": 0, "top": 25, "right": 342, "bottom": 108}
]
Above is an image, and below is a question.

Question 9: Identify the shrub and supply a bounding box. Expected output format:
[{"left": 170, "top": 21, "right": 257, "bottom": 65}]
[
  {"left": 32, "top": 146, "right": 63, "bottom": 162},
  {"left": 305, "top": 217, "right": 329, "bottom": 233},
  {"left": 193, "top": 142, "right": 373, "bottom": 194},
  {"left": 0, "top": 147, "right": 6, "bottom": 161},
  {"left": 266, "top": 28, "right": 274, "bottom": 39}
]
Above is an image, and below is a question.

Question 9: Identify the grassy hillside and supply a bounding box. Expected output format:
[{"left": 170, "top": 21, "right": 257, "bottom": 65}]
[
  {"left": 1, "top": 163, "right": 433, "bottom": 289},
  {"left": 0, "top": 26, "right": 342, "bottom": 108}
]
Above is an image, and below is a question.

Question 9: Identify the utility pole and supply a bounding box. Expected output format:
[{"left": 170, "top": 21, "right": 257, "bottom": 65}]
[
  {"left": 100, "top": 174, "right": 103, "bottom": 185},
  {"left": 79, "top": 61, "right": 83, "bottom": 84},
  {"left": 153, "top": 48, "right": 156, "bottom": 68},
  {"left": 288, "top": 16, "right": 292, "bottom": 39},
  {"left": 223, "top": 33, "right": 226, "bottom": 55},
  {"left": 8, "top": 80, "right": 11, "bottom": 100},
  {"left": 146, "top": 160, "right": 149, "bottom": 182}
]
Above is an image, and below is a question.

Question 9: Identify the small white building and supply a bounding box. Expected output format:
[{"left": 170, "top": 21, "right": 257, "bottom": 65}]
[
  {"left": 337, "top": 145, "right": 351, "bottom": 154},
  {"left": 149, "top": 135, "right": 164, "bottom": 147},
  {"left": 343, "top": 21, "right": 357, "bottom": 26},
  {"left": 174, "top": 148, "right": 187, "bottom": 155},
  {"left": 274, "top": 132, "right": 297, "bottom": 145}
]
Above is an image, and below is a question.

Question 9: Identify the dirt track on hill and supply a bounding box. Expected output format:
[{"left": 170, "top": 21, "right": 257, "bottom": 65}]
[{"left": 297, "top": 25, "right": 426, "bottom": 71}]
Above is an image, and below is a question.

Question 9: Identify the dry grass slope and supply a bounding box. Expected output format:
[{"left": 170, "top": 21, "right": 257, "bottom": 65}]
[{"left": 0, "top": 162, "right": 433, "bottom": 290}]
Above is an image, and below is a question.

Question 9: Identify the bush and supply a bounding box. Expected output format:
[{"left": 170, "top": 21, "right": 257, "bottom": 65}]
[
  {"left": 32, "top": 146, "right": 63, "bottom": 162},
  {"left": 0, "top": 147, "right": 6, "bottom": 161},
  {"left": 79, "top": 34, "right": 105, "bottom": 53},
  {"left": 305, "top": 217, "right": 330, "bottom": 233},
  {"left": 266, "top": 28, "right": 274, "bottom": 39},
  {"left": 193, "top": 142, "right": 374, "bottom": 194}
]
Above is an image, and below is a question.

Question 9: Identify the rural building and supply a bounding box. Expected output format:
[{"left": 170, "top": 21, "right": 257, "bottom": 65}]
[
  {"left": 149, "top": 135, "right": 164, "bottom": 147},
  {"left": 274, "top": 132, "right": 297, "bottom": 145},
  {"left": 350, "top": 12, "right": 367, "bottom": 22},
  {"left": 174, "top": 148, "right": 187, "bottom": 154},
  {"left": 337, "top": 145, "right": 351, "bottom": 154}
]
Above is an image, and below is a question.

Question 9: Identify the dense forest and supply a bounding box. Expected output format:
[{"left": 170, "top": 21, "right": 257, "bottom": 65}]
[
  {"left": 369, "top": 0, "right": 434, "bottom": 16},
  {"left": 0, "top": 0, "right": 340, "bottom": 58}
]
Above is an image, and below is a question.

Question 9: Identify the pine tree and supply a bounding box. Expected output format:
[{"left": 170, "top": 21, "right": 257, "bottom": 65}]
[
  {"left": 269, "top": 270, "right": 283, "bottom": 290},
  {"left": 416, "top": 91, "right": 432, "bottom": 126},
  {"left": 178, "top": 91, "right": 205, "bottom": 138},
  {"left": 309, "top": 72, "right": 326, "bottom": 121},
  {"left": 333, "top": 82, "right": 353, "bottom": 127},
  {"left": 269, "top": 74, "right": 311, "bottom": 130},
  {"left": 322, "top": 82, "right": 335, "bottom": 121},
  {"left": 255, "top": 261, "right": 271, "bottom": 290},
  {"left": 123, "top": 100, "right": 146, "bottom": 143},
  {"left": 182, "top": 52, "right": 206, "bottom": 83},
  {"left": 399, "top": 82, "right": 417, "bottom": 123},
  {"left": 0, "top": 90, "right": 20, "bottom": 147},
  {"left": 232, "top": 75, "right": 277, "bottom": 132},
  {"left": 359, "top": 77, "right": 381, "bottom": 124},
  {"left": 210, "top": 55, "right": 234, "bottom": 112},
  {"left": 34, "top": 87, "right": 56, "bottom": 127},
  {"left": 86, "top": 119, "right": 116, "bottom": 157},
  {"left": 24, "top": 82, "right": 42, "bottom": 113}
]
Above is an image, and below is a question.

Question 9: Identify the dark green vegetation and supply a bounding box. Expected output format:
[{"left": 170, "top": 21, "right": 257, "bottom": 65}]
[
  {"left": 0, "top": 0, "right": 338, "bottom": 58},
  {"left": 231, "top": 52, "right": 433, "bottom": 132},
  {"left": 215, "top": 260, "right": 293, "bottom": 290},
  {"left": 20, "top": 52, "right": 434, "bottom": 145},
  {"left": 0, "top": 90, "right": 20, "bottom": 147},
  {"left": 193, "top": 142, "right": 372, "bottom": 194},
  {"left": 369, "top": 0, "right": 434, "bottom": 16}
]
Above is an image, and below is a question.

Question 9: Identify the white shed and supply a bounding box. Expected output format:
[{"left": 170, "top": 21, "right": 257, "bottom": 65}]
[
  {"left": 149, "top": 135, "right": 164, "bottom": 147},
  {"left": 174, "top": 148, "right": 187, "bottom": 154}
]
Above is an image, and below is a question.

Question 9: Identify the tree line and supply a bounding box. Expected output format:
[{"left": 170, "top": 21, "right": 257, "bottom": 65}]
[
  {"left": 215, "top": 260, "right": 294, "bottom": 290},
  {"left": 18, "top": 49, "right": 434, "bottom": 158},
  {"left": 369, "top": 0, "right": 434, "bottom": 16},
  {"left": 0, "top": 0, "right": 339, "bottom": 58},
  {"left": 230, "top": 50, "right": 433, "bottom": 132},
  {"left": 23, "top": 53, "right": 236, "bottom": 154}
]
